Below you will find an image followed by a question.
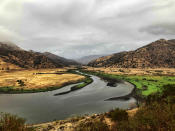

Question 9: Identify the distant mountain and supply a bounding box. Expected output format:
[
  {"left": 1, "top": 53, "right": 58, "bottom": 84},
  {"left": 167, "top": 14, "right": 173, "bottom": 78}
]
[
  {"left": 43, "top": 52, "right": 79, "bottom": 66},
  {"left": 76, "top": 55, "right": 105, "bottom": 65},
  {"left": 88, "top": 39, "right": 175, "bottom": 68},
  {"left": 0, "top": 42, "right": 78, "bottom": 70}
]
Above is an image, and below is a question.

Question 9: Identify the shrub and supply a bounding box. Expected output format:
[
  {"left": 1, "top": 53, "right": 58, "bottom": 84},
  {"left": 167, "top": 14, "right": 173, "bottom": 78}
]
[
  {"left": 75, "top": 120, "right": 109, "bottom": 131},
  {"left": 161, "top": 84, "right": 175, "bottom": 97},
  {"left": 111, "top": 84, "right": 175, "bottom": 131},
  {"left": 107, "top": 108, "right": 128, "bottom": 121},
  {"left": 17, "top": 80, "right": 26, "bottom": 87},
  {"left": 155, "top": 70, "right": 163, "bottom": 73},
  {"left": 145, "top": 92, "right": 161, "bottom": 105},
  {"left": 0, "top": 113, "right": 32, "bottom": 131},
  {"left": 118, "top": 69, "right": 124, "bottom": 72}
]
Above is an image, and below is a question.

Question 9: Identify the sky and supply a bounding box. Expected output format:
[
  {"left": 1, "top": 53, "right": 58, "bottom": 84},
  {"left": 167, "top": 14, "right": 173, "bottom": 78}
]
[{"left": 0, "top": 0, "right": 175, "bottom": 59}]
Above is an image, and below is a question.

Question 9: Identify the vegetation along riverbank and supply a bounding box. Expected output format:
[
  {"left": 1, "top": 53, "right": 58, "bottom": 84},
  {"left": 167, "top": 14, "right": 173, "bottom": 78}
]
[{"left": 80, "top": 69, "right": 175, "bottom": 101}]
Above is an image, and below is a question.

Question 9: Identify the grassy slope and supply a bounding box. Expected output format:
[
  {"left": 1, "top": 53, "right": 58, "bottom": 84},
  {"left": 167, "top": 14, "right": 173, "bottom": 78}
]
[{"left": 82, "top": 70, "right": 175, "bottom": 96}]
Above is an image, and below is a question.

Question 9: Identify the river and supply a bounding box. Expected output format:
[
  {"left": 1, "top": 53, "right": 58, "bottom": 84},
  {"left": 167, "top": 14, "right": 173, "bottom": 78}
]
[{"left": 0, "top": 71, "right": 136, "bottom": 124}]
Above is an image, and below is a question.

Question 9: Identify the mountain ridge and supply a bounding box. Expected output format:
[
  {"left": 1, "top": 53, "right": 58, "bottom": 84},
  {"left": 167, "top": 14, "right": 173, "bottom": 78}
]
[
  {"left": 43, "top": 52, "right": 79, "bottom": 66},
  {"left": 0, "top": 42, "right": 78, "bottom": 70},
  {"left": 88, "top": 39, "right": 175, "bottom": 68}
]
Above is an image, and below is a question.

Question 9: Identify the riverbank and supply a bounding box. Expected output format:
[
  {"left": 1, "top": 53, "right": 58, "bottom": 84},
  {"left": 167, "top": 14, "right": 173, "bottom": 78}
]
[
  {"left": 0, "top": 69, "right": 86, "bottom": 93},
  {"left": 31, "top": 108, "right": 139, "bottom": 131}
]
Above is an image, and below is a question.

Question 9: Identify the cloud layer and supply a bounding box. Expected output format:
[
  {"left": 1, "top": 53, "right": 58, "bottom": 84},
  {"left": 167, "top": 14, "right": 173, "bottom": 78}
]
[{"left": 0, "top": 0, "right": 175, "bottom": 58}]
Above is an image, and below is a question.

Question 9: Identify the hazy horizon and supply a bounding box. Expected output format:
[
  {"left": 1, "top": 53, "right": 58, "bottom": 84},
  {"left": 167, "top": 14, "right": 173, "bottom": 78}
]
[{"left": 0, "top": 0, "right": 175, "bottom": 59}]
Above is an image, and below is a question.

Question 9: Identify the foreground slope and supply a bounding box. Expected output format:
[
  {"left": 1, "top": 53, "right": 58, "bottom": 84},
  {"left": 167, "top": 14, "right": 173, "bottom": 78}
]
[{"left": 88, "top": 39, "right": 175, "bottom": 68}]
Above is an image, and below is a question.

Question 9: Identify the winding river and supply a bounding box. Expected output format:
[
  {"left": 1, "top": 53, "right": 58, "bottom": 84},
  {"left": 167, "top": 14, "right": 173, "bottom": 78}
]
[{"left": 0, "top": 71, "right": 136, "bottom": 124}]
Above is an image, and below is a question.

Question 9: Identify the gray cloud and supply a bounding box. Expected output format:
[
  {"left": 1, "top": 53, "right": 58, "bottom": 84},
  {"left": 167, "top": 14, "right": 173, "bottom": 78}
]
[
  {"left": 140, "top": 23, "right": 175, "bottom": 36},
  {"left": 0, "top": 0, "right": 175, "bottom": 59}
]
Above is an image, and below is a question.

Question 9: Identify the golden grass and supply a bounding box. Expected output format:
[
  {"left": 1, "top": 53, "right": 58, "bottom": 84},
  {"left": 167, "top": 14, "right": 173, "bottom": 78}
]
[
  {"left": 0, "top": 68, "right": 85, "bottom": 89},
  {"left": 85, "top": 66, "right": 175, "bottom": 76}
]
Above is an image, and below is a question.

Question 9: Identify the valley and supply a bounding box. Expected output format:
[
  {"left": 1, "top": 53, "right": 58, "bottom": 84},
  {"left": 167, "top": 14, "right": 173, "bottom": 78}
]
[
  {"left": 1, "top": 1, "right": 175, "bottom": 130},
  {"left": 0, "top": 39, "right": 175, "bottom": 131}
]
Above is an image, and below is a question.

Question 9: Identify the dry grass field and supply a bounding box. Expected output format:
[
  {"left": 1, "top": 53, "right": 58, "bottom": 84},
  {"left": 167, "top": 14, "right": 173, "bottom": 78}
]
[
  {"left": 85, "top": 67, "right": 175, "bottom": 76},
  {"left": 0, "top": 68, "right": 85, "bottom": 91}
]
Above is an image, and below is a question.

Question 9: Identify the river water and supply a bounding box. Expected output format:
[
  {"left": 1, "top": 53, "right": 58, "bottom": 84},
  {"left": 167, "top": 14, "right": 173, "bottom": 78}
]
[{"left": 0, "top": 72, "right": 136, "bottom": 124}]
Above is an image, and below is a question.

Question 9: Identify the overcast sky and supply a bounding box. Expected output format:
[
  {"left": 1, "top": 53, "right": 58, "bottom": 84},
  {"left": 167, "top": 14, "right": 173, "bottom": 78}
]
[{"left": 0, "top": 0, "right": 175, "bottom": 59}]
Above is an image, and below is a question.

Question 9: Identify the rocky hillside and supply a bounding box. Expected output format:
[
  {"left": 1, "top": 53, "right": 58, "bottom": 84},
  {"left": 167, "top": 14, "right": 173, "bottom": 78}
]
[
  {"left": 88, "top": 39, "right": 175, "bottom": 68},
  {"left": 0, "top": 42, "right": 77, "bottom": 70},
  {"left": 43, "top": 52, "right": 79, "bottom": 66}
]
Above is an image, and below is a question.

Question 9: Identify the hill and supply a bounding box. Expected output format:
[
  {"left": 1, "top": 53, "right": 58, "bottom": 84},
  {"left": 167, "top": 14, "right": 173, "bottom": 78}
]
[
  {"left": 43, "top": 52, "right": 79, "bottom": 66},
  {"left": 0, "top": 42, "right": 78, "bottom": 70},
  {"left": 88, "top": 39, "right": 175, "bottom": 68}
]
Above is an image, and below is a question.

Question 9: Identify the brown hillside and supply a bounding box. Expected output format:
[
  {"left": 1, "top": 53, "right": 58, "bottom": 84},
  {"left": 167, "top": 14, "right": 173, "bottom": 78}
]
[
  {"left": 0, "top": 48, "right": 63, "bottom": 69},
  {"left": 0, "top": 58, "right": 21, "bottom": 71},
  {"left": 0, "top": 42, "right": 63, "bottom": 69},
  {"left": 88, "top": 39, "right": 175, "bottom": 68}
]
